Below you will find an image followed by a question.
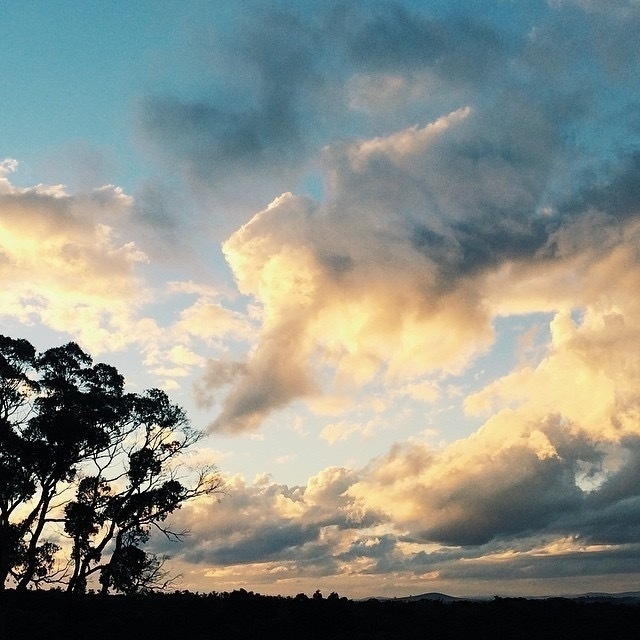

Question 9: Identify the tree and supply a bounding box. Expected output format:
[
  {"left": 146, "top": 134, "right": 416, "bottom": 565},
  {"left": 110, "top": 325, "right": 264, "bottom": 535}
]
[
  {"left": 0, "top": 335, "right": 224, "bottom": 593},
  {"left": 65, "top": 388, "right": 221, "bottom": 595},
  {"left": 0, "top": 336, "right": 39, "bottom": 590}
]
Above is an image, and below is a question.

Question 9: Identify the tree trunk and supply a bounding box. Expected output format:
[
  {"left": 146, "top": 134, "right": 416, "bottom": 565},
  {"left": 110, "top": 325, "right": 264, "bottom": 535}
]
[
  {"left": 99, "top": 530, "right": 123, "bottom": 595},
  {"left": 15, "top": 490, "right": 52, "bottom": 591}
]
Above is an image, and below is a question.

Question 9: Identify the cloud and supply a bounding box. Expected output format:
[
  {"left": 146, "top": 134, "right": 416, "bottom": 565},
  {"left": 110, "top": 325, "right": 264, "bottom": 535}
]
[
  {"left": 158, "top": 426, "right": 640, "bottom": 595},
  {"left": 149, "top": 168, "right": 640, "bottom": 576},
  {"left": 351, "top": 426, "right": 582, "bottom": 547},
  {"left": 199, "top": 0, "right": 640, "bottom": 434},
  {"left": 345, "top": 5, "right": 505, "bottom": 83},
  {"left": 0, "top": 163, "right": 252, "bottom": 393},
  {"left": 210, "top": 112, "right": 474, "bottom": 431},
  {"left": 8, "top": 1, "right": 640, "bottom": 598},
  {"left": 0, "top": 162, "right": 147, "bottom": 352},
  {"left": 157, "top": 467, "right": 380, "bottom": 573},
  {"left": 136, "top": 2, "right": 640, "bottom": 433},
  {"left": 166, "top": 13, "right": 640, "bottom": 606},
  {"left": 177, "top": 422, "right": 640, "bottom": 594},
  {"left": 348, "top": 297, "right": 640, "bottom": 546},
  {"left": 187, "top": 195, "right": 640, "bottom": 582},
  {"left": 137, "top": 5, "right": 334, "bottom": 202},
  {"left": 193, "top": 359, "right": 247, "bottom": 410},
  {"left": 170, "top": 280, "right": 253, "bottom": 347},
  {"left": 208, "top": 91, "right": 565, "bottom": 433},
  {"left": 319, "top": 417, "right": 385, "bottom": 445},
  {"left": 137, "top": 3, "right": 509, "bottom": 203}
]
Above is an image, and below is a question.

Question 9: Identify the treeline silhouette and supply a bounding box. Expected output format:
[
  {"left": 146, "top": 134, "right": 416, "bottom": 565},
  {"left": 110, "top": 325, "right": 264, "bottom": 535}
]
[{"left": 1, "top": 589, "right": 639, "bottom": 640}]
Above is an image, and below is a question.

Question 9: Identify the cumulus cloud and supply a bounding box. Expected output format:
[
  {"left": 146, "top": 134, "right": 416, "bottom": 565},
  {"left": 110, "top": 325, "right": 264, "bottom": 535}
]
[
  {"left": 155, "top": 467, "right": 382, "bottom": 580},
  {"left": 0, "top": 161, "right": 148, "bottom": 352},
  {"left": 188, "top": 75, "right": 640, "bottom": 590},
  {"left": 347, "top": 295, "right": 640, "bottom": 547},
  {"left": 0, "top": 163, "right": 252, "bottom": 393},
  {"left": 209, "top": 89, "right": 603, "bottom": 433},
  {"left": 158, "top": 425, "right": 640, "bottom": 595},
  {"left": 212, "top": 106, "right": 509, "bottom": 432},
  {"left": 170, "top": 381, "right": 640, "bottom": 594},
  {"left": 175, "top": 0, "right": 640, "bottom": 441}
]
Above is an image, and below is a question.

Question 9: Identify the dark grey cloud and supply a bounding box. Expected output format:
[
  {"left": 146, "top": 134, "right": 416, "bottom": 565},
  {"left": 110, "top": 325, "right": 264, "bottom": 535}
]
[
  {"left": 179, "top": 500, "right": 384, "bottom": 568},
  {"left": 576, "top": 498, "right": 640, "bottom": 546},
  {"left": 155, "top": 467, "right": 386, "bottom": 575},
  {"left": 560, "top": 438, "right": 640, "bottom": 545},
  {"left": 193, "top": 359, "right": 247, "bottom": 410},
  {"left": 185, "top": 521, "right": 322, "bottom": 565},
  {"left": 140, "top": 96, "right": 300, "bottom": 181},
  {"left": 138, "top": 5, "right": 331, "bottom": 191},
  {"left": 138, "top": 0, "right": 640, "bottom": 246},
  {"left": 318, "top": 79, "right": 640, "bottom": 296},
  {"left": 137, "top": 2, "right": 509, "bottom": 193},
  {"left": 422, "top": 434, "right": 640, "bottom": 549},
  {"left": 420, "top": 455, "right": 582, "bottom": 547},
  {"left": 308, "top": 82, "right": 582, "bottom": 291},
  {"left": 347, "top": 6, "right": 505, "bottom": 83},
  {"left": 435, "top": 543, "right": 640, "bottom": 583},
  {"left": 358, "top": 539, "right": 640, "bottom": 582},
  {"left": 343, "top": 534, "right": 397, "bottom": 559},
  {"left": 560, "top": 152, "right": 640, "bottom": 222}
]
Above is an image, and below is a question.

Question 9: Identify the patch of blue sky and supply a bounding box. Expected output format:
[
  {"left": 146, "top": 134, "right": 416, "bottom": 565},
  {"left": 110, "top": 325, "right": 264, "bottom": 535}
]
[{"left": 0, "top": 1, "right": 212, "bottom": 190}]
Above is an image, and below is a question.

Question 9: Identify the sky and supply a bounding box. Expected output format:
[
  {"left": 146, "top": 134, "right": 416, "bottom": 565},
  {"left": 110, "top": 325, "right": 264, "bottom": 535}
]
[{"left": 2, "top": 0, "right": 640, "bottom": 599}]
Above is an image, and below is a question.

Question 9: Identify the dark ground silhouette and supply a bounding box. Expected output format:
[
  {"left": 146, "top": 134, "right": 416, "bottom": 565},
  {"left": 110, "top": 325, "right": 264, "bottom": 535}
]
[{"left": 1, "top": 589, "right": 639, "bottom": 640}]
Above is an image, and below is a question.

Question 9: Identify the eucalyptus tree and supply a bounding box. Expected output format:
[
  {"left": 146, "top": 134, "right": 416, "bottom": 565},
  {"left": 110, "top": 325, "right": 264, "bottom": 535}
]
[
  {"left": 0, "top": 335, "right": 223, "bottom": 593},
  {"left": 64, "top": 388, "right": 221, "bottom": 595},
  {"left": 0, "top": 335, "right": 39, "bottom": 590}
]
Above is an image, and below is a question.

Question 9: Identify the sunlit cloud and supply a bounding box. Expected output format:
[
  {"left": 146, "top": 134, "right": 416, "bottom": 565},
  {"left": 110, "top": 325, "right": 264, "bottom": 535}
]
[{"left": 0, "top": 161, "right": 146, "bottom": 352}]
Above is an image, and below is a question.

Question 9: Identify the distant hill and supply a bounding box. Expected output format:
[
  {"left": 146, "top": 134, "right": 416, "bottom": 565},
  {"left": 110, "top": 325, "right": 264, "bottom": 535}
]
[
  {"left": 369, "top": 590, "right": 640, "bottom": 604},
  {"left": 512, "top": 591, "right": 640, "bottom": 604},
  {"left": 570, "top": 591, "right": 640, "bottom": 604},
  {"left": 368, "top": 592, "right": 461, "bottom": 603},
  {"left": 401, "top": 592, "right": 461, "bottom": 603}
]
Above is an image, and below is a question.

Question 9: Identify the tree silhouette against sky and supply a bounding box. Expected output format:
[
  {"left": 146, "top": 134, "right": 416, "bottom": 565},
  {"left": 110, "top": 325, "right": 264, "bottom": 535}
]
[{"left": 0, "top": 335, "right": 224, "bottom": 593}]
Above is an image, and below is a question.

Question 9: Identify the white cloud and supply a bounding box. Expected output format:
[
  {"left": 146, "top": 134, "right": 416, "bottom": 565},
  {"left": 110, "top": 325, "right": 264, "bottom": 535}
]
[
  {"left": 0, "top": 172, "right": 147, "bottom": 353},
  {"left": 347, "top": 106, "right": 471, "bottom": 171}
]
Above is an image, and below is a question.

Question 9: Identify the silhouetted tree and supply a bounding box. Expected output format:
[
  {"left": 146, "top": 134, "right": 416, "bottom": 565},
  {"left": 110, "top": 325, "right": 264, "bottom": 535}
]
[
  {"left": 0, "top": 335, "right": 224, "bottom": 593},
  {"left": 0, "top": 336, "right": 40, "bottom": 590},
  {"left": 66, "top": 388, "right": 222, "bottom": 595},
  {"left": 99, "top": 538, "right": 168, "bottom": 595}
]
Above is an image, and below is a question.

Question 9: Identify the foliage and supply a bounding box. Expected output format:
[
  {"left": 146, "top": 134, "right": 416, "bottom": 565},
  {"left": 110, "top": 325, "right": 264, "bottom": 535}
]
[{"left": 0, "top": 335, "right": 224, "bottom": 593}]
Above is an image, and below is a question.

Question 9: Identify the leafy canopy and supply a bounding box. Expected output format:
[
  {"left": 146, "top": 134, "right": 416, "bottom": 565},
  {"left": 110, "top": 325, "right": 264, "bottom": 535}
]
[{"left": 0, "top": 335, "right": 224, "bottom": 594}]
